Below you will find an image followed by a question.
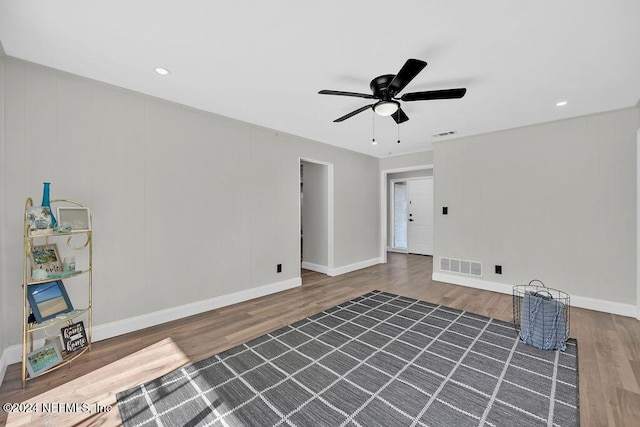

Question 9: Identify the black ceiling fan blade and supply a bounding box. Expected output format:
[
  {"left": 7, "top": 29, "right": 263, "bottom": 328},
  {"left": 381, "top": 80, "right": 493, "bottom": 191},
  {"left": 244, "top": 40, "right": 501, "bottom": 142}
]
[
  {"left": 400, "top": 88, "right": 467, "bottom": 102},
  {"left": 319, "top": 90, "right": 375, "bottom": 99},
  {"left": 391, "top": 108, "right": 409, "bottom": 124},
  {"left": 386, "top": 59, "right": 427, "bottom": 95},
  {"left": 333, "top": 104, "right": 373, "bottom": 122}
]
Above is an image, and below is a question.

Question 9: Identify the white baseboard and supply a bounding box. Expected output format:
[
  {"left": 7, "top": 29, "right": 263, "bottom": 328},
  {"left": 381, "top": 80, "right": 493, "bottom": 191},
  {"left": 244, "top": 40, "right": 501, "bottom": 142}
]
[
  {"left": 1, "top": 344, "right": 21, "bottom": 386},
  {"left": 0, "top": 276, "right": 301, "bottom": 387},
  {"left": 432, "top": 272, "right": 638, "bottom": 318},
  {"left": 92, "top": 276, "right": 301, "bottom": 342},
  {"left": 301, "top": 261, "right": 329, "bottom": 275},
  {"left": 570, "top": 294, "right": 639, "bottom": 319},
  {"left": 387, "top": 247, "right": 408, "bottom": 254},
  {"left": 432, "top": 273, "right": 514, "bottom": 295},
  {"left": 328, "top": 258, "right": 382, "bottom": 277},
  {"left": 0, "top": 349, "right": 8, "bottom": 387},
  {"left": 303, "top": 258, "right": 383, "bottom": 277}
]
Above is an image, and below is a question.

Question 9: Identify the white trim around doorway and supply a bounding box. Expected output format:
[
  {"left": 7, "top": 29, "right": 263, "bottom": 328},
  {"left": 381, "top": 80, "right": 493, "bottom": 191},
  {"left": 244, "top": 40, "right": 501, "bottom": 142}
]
[
  {"left": 636, "top": 128, "right": 640, "bottom": 320},
  {"left": 379, "top": 164, "right": 433, "bottom": 264},
  {"left": 299, "top": 157, "right": 335, "bottom": 275}
]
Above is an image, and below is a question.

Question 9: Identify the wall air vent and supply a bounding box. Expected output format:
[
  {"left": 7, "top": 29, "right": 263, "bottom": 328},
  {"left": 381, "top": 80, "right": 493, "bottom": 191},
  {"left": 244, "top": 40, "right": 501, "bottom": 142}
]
[
  {"left": 432, "top": 131, "right": 457, "bottom": 138},
  {"left": 439, "top": 257, "right": 482, "bottom": 277}
]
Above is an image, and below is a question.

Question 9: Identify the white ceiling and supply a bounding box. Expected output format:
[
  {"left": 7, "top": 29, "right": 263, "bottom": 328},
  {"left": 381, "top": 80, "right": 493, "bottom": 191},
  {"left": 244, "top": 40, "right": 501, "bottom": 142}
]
[{"left": 1, "top": 0, "right": 639, "bottom": 158}]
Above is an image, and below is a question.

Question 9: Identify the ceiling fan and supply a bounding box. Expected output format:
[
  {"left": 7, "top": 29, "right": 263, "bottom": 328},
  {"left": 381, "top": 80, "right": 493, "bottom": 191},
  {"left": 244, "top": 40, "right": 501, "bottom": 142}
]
[{"left": 319, "top": 58, "right": 466, "bottom": 124}]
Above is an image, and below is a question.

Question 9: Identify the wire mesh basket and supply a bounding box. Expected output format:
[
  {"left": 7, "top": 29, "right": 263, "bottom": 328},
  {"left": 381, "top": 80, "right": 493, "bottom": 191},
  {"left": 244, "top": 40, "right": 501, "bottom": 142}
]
[{"left": 513, "top": 280, "right": 570, "bottom": 351}]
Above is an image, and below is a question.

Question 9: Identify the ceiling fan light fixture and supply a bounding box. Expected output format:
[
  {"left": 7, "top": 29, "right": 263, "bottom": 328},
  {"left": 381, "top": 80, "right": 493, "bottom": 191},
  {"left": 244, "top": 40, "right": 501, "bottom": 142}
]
[
  {"left": 320, "top": 58, "right": 466, "bottom": 123},
  {"left": 373, "top": 100, "right": 400, "bottom": 116}
]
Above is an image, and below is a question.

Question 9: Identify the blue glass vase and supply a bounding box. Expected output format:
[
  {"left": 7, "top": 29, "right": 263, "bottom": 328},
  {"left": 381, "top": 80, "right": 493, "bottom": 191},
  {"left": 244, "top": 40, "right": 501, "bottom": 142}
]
[{"left": 41, "top": 182, "right": 57, "bottom": 228}]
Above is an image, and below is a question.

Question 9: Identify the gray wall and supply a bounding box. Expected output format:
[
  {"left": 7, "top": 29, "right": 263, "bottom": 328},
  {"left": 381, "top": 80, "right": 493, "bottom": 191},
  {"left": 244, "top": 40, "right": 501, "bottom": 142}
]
[
  {"left": 301, "top": 160, "right": 328, "bottom": 267},
  {"left": 0, "top": 46, "right": 6, "bottom": 359},
  {"left": 434, "top": 107, "right": 639, "bottom": 304},
  {"left": 0, "top": 56, "right": 380, "bottom": 349}
]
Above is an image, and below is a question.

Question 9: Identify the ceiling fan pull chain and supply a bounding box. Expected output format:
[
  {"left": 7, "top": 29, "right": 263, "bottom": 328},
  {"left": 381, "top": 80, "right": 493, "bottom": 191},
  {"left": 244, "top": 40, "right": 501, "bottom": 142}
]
[
  {"left": 397, "top": 121, "right": 401, "bottom": 144},
  {"left": 372, "top": 111, "right": 377, "bottom": 145}
]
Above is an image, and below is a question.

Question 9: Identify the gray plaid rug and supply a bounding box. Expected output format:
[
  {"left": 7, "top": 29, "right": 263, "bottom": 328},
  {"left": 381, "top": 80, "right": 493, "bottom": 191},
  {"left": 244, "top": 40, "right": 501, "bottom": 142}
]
[{"left": 116, "top": 290, "right": 579, "bottom": 426}]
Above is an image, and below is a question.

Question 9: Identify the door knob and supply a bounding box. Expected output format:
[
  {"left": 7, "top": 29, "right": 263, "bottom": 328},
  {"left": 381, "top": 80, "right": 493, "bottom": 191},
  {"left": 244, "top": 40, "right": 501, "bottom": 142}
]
[{"left": 409, "top": 219, "right": 414, "bottom": 222}]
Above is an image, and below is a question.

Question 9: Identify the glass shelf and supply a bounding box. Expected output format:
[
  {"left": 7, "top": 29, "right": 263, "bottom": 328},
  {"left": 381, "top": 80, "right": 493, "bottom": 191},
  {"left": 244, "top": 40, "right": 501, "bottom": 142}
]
[
  {"left": 29, "top": 229, "right": 90, "bottom": 238},
  {"left": 27, "top": 308, "right": 89, "bottom": 333},
  {"left": 26, "top": 268, "right": 91, "bottom": 286}
]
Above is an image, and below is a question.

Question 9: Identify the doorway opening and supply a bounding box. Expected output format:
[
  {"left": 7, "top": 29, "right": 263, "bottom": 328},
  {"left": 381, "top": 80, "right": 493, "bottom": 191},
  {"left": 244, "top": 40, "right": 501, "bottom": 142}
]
[
  {"left": 380, "top": 166, "right": 433, "bottom": 263},
  {"left": 299, "top": 158, "right": 334, "bottom": 283}
]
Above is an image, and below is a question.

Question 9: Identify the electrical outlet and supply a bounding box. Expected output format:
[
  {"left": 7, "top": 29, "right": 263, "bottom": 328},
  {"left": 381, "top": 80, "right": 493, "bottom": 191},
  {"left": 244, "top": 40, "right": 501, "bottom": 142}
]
[
  {"left": 277, "top": 264, "right": 282, "bottom": 273},
  {"left": 495, "top": 265, "right": 502, "bottom": 274},
  {"left": 442, "top": 207, "right": 448, "bottom": 215}
]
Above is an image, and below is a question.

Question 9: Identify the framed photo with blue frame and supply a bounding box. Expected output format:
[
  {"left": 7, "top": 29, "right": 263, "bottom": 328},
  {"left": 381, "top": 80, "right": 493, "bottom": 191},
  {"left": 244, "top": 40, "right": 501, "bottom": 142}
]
[{"left": 25, "top": 280, "right": 74, "bottom": 323}]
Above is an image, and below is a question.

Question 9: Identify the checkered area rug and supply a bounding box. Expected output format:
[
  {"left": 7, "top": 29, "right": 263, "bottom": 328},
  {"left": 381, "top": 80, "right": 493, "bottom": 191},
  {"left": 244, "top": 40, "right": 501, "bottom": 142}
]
[{"left": 116, "top": 290, "right": 579, "bottom": 426}]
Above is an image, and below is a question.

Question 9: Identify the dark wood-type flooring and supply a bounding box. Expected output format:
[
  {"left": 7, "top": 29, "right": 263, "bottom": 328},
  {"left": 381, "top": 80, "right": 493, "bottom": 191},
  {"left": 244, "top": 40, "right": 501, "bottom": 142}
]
[{"left": 1, "top": 253, "right": 639, "bottom": 425}]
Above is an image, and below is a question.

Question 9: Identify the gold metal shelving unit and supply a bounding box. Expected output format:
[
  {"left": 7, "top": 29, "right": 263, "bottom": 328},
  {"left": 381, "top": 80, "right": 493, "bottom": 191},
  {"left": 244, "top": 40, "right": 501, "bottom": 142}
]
[{"left": 21, "top": 198, "right": 93, "bottom": 388}]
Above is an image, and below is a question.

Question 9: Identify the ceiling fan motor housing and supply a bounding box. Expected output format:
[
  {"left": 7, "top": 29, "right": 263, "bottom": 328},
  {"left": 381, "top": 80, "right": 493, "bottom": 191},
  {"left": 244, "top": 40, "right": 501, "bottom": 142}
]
[{"left": 370, "top": 74, "right": 396, "bottom": 100}]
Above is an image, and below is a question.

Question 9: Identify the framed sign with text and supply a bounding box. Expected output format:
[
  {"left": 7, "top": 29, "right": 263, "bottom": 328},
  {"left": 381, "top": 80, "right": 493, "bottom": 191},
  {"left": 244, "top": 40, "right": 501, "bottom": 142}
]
[{"left": 60, "top": 321, "right": 88, "bottom": 353}]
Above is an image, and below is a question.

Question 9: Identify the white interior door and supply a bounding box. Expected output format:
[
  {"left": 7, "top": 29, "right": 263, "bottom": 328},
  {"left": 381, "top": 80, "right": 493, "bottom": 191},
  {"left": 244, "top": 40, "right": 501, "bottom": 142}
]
[{"left": 407, "top": 177, "right": 433, "bottom": 255}]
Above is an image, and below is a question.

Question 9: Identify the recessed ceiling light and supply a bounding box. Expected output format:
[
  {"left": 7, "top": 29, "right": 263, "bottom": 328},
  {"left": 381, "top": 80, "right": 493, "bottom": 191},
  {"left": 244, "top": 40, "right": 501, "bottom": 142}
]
[
  {"left": 556, "top": 101, "right": 568, "bottom": 107},
  {"left": 155, "top": 67, "right": 170, "bottom": 75}
]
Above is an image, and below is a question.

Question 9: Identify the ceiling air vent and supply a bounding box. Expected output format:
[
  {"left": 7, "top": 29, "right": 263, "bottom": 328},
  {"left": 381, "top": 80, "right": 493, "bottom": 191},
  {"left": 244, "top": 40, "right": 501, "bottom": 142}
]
[
  {"left": 439, "top": 257, "right": 482, "bottom": 277},
  {"left": 432, "top": 131, "right": 457, "bottom": 138}
]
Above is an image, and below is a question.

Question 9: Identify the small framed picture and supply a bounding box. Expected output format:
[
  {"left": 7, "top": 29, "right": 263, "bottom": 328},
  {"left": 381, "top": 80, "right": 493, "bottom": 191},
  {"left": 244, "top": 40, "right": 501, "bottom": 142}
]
[
  {"left": 57, "top": 207, "right": 91, "bottom": 232},
  {"left": 27, "top": 206, "right": 54, "bottom": 231},
  {"left": 26, "top": 343, "right": 63, "bottom": 378},
  {"left": 25, "top": 280, "right": 74, "bottom": 323},
  {"left": 30, "top": 244, "right": 63, "bottom": 274}
]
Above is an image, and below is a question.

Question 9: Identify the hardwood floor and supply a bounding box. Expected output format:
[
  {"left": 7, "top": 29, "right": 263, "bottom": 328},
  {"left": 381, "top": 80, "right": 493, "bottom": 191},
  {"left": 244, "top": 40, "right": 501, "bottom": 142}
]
[{"left": 1, "top": 253, "right": 639, "bottom": 426}]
